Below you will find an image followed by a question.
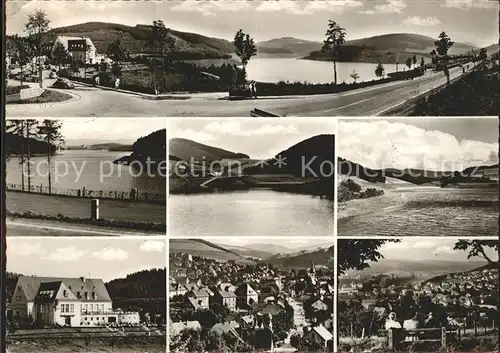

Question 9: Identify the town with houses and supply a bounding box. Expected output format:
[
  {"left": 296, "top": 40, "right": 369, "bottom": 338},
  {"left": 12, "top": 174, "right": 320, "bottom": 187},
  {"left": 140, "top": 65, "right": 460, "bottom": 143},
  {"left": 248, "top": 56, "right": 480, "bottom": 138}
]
[
  {"left": 169, "top": 251, "right": 334, "bottom": 352},
  {"left": 338, "top": 264, "right": 498, "bottom": 351}
]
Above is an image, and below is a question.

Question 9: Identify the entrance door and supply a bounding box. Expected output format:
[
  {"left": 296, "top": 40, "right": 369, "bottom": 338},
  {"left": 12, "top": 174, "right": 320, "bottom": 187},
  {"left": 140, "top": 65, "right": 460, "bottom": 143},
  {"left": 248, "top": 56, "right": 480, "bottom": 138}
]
[{"left": 65, "top": 316, "right": 71, "bottom": 326}]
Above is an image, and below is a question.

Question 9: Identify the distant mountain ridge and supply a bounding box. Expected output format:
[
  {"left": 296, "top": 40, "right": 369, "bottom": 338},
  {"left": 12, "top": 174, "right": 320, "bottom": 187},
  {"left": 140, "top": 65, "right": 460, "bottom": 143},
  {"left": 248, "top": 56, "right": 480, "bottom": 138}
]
[
  {"left": 338, "top": 157, "right": 499, "bottom": 185},
  {"left": 169, "top": 138, "right": 250, "bottom": 162},
  {"left": 346, "top": 259, "right": 488, "bottom": 277},
  {"left": 286, "top": 33, "right": 477, "bottom": 63},
  {"left": 44, "top": 22, "right": 234, "bottom": 59}
]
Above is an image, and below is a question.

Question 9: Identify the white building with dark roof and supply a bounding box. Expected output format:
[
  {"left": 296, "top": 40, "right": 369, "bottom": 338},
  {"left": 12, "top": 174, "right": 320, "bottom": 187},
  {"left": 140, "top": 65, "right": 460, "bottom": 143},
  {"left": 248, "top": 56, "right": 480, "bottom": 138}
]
[
  {"left": 10, "top": 276, "right": 138, "bottom": 327},
  {"left": 51, "top": 36, "right": 97, "bottom": 64}
]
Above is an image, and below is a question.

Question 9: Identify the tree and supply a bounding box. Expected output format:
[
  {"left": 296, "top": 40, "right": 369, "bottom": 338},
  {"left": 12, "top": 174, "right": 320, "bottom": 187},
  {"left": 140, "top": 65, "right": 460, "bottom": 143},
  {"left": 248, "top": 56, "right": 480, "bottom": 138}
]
[
  {"left": 11, "top": 36, "right": 35, "bottom": 87},
  {"left": 25, "top": 9, "right": 51, "bottom": 88},
  {"left": 454, "top": 240, "right": 498, "bottom": 264},
  {"left": 51, "top": 41, "right": 69, "bottom": 73},
  {"left": 412, "top": 54, "right": 417, "bottom": 68},
  {"left": 106, "top": 38, "right": 128, "bottom": 65},
  {"left": 23, "top": 120, "right": 38, "bottom": 192},
  {"left": 375, "top": 62, "right": 385, "bottom": 78},
  {"left": 37, "top": 120, "right": 64, "bottom": 194},
  {"left": 338, "top": 239, "right": 401, "bottom": 275},
  {"left": 233, "top": 29, "right": 257, "bottom": 84},
  {"left": 6, "top": 120, "right": 26, "bottom": 191},
  {"left": 350, "top": 69, "right": 359, "bottom": 83},
  {"left": 478, "top": 48, "right": 488, "bottom": 61},
  {"left": 434, "top": 32, "right": 454, "bottom": 84},
  {"left": 321, "top": 20, "right": 346, "bottom": 85},
  {"left": 405, "top": 57, "right": 412, "bottom": 70},
  {"left": 148, "top": 20, "right": 172, "bottom": 92}
]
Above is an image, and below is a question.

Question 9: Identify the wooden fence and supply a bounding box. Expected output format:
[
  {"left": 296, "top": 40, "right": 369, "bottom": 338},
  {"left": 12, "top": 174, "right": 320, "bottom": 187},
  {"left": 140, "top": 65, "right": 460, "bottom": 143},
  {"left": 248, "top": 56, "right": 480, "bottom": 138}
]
[
  {"left": 387, "top": 327, "right": 461, "bottom": 349},
  {"left": 6, "top": 183, "right": 166, "bottom": 202}
]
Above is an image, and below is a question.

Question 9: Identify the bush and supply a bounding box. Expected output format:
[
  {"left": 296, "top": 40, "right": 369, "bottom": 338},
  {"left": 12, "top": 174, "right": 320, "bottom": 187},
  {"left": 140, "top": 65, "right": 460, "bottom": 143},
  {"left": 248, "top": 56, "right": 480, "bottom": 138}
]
[
  {"left": 6, "top": 85, "right": 30, "bottom": 95},
  {"left": 342, "top": 179, "right": 362, "bottom": 193}
]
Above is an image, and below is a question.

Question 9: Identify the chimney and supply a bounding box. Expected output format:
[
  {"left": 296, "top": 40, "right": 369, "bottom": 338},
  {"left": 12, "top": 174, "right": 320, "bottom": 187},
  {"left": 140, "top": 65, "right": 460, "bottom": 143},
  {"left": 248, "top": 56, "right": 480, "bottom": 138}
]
[{"left": 80, "top": 277, "right": 86, "bottom": 283}]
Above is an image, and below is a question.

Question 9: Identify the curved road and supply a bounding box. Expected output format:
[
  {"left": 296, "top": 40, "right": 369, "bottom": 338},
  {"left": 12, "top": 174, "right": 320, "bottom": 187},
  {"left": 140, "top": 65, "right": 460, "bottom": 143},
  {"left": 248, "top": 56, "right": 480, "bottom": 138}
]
[{"left": 7, "top": 66, "right": 469, "bottom": 117}]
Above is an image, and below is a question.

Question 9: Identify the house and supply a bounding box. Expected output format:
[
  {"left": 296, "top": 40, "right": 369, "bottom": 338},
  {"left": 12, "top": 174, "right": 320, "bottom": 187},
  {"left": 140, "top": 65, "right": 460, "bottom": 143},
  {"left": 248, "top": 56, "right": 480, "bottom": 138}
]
[
  {"left": 311, "top": 299, "right": 329, "bottom": 312},
  {"left": 214, "top": 290, "right": 237, "bottom": 310},
  {"left": 210, "top": 320, "right": 240, "bottom": 335},
  {"left": 169, "top": 283, "right": 187, "bottom": 298},
  {"left": 187, "top": 289, "right": 210, "bottom": 310},
  {"left": 170, "top": 320, "right": 201, "bottom": 338},
  {"left": 51, "top": 36, "right": 97, "bottom": 64},
  {"left": 10, "top": 276, "right": 137, "bottom": 327},
  {"left": 235, "top": 283, "right": 258, "bottom": 308},
  {"left": 305, "top": 325, "right": 333, "bottom": 348}
]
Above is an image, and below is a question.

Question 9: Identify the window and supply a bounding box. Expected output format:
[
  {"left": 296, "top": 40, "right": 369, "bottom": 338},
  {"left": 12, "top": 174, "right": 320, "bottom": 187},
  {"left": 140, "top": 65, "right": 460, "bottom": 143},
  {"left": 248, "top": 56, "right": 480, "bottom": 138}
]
[
  {"left": 77, "top": 292, "right": 81, "bottom": 299},
  {"left": 70, "top": 304, "right": 74, "bottom": 313},
  {"left": 90, "top": 304, "right": 93, "bottom": 312},
  {"left": 63, "top": 290, "right": 67, "bottom": 298}
]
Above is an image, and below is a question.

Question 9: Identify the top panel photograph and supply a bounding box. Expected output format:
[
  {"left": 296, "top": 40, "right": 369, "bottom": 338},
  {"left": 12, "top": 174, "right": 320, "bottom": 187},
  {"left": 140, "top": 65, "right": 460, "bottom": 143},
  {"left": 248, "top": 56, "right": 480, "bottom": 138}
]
[{"left": 5, "top": 0, "right": 499, "bottom": 118}]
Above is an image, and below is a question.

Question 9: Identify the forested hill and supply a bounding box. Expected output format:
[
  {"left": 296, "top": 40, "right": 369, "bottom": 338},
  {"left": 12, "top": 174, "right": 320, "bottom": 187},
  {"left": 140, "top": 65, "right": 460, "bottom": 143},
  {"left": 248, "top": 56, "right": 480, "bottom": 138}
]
[
  {"left": 105, "top": 268, "right": 166, "bottom": 299},
  {"left": 5, "top": 132, "right": 57, "bottom": 156},
  {"left": 132, "top": 129, "right": 166, "bottom": 160}
]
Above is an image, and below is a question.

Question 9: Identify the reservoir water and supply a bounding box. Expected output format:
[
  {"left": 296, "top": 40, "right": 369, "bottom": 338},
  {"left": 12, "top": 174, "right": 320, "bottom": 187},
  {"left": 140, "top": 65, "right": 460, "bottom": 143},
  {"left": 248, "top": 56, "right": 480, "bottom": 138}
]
[
  {"left": 338, "top": 187, "right": 498, "bottom": 236},
  {"left": 247, "top": 58, "right": 400, "bottom": 84},
  {"left": 6, "top": 150, "right": 166, "bottom": 195},
  {"left": 169, "top": 189, "right": 335, "bottom": 237}
]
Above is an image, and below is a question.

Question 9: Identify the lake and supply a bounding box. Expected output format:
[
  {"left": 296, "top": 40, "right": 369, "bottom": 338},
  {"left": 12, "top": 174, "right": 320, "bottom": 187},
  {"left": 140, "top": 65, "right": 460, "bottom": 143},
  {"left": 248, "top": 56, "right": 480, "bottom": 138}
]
[
  {"left": 6, "top": 150, "right": 166, "bottom": 195},
  {"left": 169, "top": 189, "right": 335, "bottom": 236},
  {"left": 247, "top": 58, "right": 400, "bottom": 84},
  {"left": 338, "top": 187, "right": 498, "bottom": 236}
]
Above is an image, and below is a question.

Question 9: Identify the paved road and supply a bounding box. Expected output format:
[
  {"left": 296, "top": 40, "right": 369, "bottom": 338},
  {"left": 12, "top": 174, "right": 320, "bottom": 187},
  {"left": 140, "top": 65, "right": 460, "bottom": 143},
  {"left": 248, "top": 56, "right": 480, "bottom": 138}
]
[
  {"left": 6, "top": 65, "right": 471, "bottom": 117},
  {"left": 6, "top": 191, "right": 166, "bottom": 224},
  {"left": 6, "top": 217, "right": 160, "bottom": 236}
]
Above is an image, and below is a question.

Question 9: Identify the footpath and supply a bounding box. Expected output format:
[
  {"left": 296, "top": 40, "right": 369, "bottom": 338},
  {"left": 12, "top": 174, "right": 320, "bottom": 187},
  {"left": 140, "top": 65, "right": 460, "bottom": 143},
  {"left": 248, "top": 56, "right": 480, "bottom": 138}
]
[{"left": 6, "top": 191, "right": 166, "bottom": 224}]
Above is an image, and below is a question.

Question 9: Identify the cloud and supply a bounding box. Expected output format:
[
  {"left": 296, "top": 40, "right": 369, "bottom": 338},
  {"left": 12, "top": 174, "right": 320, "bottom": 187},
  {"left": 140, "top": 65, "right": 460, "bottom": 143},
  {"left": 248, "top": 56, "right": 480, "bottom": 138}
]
[
  {"left": 413, "top": 240, "right": 437, "bottom": 248},
  {"left": 169, "top": 129, "right": 216, "bottom": 143},
  {"left": 434, "top": 245, "right": 455, "bottom": 255},
  {"left": 140, "top": 240, "right": 165, "bottom": 253},
  {"left": 8, "top": 242, "right": 45, "bottom": 256},
  {"left": 256, "top": 0, "right": 363, "bottom": 15},
  {"left": 373, "top": 0, "right": 407, "bottom": 14},
  {"left": 203, "top": 121, "right": 299, "bottom": 136},
  {"left": 403, "top": 16, "right": 442, "bottom": 26},
  {"left": 92, "top": 247, "right": 128, "bottom": 261},
  {"left": 442, "top": 0, "right": 498, "bottom": 9},
  {"left": 170, "top": 0, "right": 251, "bottom": 16},
  {"left": 303, "top": 0, "right": 363, "bottom": 14},
  {"left": 42, "top": 247, "right": 87, "bottom": 262},
  {"left": 338, "top": 121, "right": 499, "bottom": 171}
]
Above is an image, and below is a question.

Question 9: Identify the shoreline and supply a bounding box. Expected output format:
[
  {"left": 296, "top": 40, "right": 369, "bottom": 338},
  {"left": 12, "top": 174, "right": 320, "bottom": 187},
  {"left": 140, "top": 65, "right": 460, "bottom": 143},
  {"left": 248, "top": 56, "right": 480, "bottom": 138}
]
[{"left": 6, "top": 187, "right": 166, "bottom": 204}]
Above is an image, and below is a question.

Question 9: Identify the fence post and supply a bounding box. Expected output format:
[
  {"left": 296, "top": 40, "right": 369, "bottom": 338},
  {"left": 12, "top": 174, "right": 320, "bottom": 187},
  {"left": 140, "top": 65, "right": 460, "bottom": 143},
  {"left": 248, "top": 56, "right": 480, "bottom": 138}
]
[
  {"left": 441, "top": 327, "right": 446, "bottom": 348},
  {"left": 474, "top": 320, "right": 477, "bottom": 336},
  {"left": 91, "top": 199, "right": 99, "bottom": 220},
  {"left": 388, "top": 328, "right": 394, "bottom": 350},
  {"left": 82, "top": 186, "right": 86, "bottom": 197},
  {"left": 78, "top": 189, "right": 82, "bottom": 198}
]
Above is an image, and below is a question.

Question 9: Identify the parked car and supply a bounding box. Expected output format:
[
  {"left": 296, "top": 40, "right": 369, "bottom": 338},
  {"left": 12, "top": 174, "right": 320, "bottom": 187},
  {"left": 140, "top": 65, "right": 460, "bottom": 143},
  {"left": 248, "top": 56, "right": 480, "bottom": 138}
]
[
  {"left": 52, "top": 77, "right": 75, "bottom": 89},
  {"left": 49, "top": 70, "right": 57, "bottom": 79}
]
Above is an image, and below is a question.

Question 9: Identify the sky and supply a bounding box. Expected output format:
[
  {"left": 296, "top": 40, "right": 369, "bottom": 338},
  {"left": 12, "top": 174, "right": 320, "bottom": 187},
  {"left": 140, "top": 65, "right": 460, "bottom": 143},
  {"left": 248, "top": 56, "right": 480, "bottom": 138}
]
[
  {"left": 6, "top": 0, "right": 499, "bottom": 47},
  {"left": 8, "top": 118, "right": 167, "bottom": 145},
  {"left": 375, "top": 238, "right": 499, "bottom": 262},
  {"left": 338, "top": 118, "right": 499, "bottom": 171},
  {"left": 6, "top": 238, "right": 166, "bottom": 282},
  {"left": 168, "top": 118, "right": 336, "bottom": 159}
]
